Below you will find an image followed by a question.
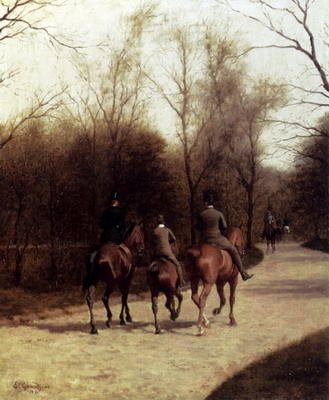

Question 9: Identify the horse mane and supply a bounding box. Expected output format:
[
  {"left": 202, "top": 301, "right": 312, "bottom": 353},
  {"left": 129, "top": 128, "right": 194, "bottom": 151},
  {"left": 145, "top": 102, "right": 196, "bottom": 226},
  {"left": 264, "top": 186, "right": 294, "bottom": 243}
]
[{"left": 122, "top": 222, "right": 136, "bottom": 241}]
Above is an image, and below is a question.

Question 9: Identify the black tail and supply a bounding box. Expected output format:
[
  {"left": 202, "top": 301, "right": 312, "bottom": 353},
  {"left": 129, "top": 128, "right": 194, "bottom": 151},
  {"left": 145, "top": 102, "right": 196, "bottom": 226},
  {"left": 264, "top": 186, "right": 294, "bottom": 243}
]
[
  {"left": 82, "top": 259, "right": 93, "bottom": 291},
  {"left": 149, "top": 261, "right": 160, "bottom": 275}
]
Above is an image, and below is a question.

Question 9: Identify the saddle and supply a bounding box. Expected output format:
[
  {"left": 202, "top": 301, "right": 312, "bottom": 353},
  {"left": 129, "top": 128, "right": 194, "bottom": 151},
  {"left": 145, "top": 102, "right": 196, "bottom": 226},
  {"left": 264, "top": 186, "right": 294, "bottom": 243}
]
[{"left": 149, "top": 256, "right": 176, "bottom": 272}]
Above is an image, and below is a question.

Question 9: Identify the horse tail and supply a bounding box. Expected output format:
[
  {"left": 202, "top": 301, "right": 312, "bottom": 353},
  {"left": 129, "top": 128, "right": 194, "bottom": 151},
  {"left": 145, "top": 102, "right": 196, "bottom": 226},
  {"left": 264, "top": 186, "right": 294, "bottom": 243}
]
[
  {"left": 149, "top": 261, "right": 160, "bottom": 275},
  {"left": 82, "top": 257, "right": 95, "bottom": 291}
]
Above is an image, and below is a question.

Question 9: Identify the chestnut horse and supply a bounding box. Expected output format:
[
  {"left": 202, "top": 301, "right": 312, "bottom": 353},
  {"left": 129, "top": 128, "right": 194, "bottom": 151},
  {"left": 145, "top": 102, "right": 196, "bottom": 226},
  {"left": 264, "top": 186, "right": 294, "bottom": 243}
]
[
  {"left": 84, "top": 222, "right": 144, "bottom": 334},
  {"left": 264, "top": 222, "right": 276, "bottom": 253},
  {"left": 147, "top": 257, "right": 183, "bottom": 334},
  {"left": 185, "top": 226, "right": 245, "bottom": 336}
]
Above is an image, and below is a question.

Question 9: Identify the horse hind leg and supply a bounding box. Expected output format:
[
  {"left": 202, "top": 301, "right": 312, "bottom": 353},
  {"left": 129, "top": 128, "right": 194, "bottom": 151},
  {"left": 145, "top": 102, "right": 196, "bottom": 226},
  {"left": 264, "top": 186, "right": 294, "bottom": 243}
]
[
  {"left": 175, "top": 289, "right": 183, "bottom": 318},
  {"left": 151, "top": 292, "right": 161, "bottom": 334},
  {"left": 165, "top": 294, "right": 177, "bottom": 321},
  {"left": 197, "top": 283, "right": 212, "bottom": 336},
  {"left": 86, "top": 285, "right": 98, "bottom": 334},
  {"left": 228, "top": 276, "right": 238, "bottom": 326},
  {"left": 213, "top": 281, "right": 226, "bottom": 316},
  {"left": 102, "top": 286, "right": 114, "bottom": 328}
]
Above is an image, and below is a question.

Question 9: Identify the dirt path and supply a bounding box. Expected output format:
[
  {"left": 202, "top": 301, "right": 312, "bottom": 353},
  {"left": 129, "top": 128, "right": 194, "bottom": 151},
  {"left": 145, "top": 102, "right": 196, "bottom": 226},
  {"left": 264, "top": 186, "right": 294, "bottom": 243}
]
[{"left": 0, "top": 242, "right": 328, "bottom": 400}]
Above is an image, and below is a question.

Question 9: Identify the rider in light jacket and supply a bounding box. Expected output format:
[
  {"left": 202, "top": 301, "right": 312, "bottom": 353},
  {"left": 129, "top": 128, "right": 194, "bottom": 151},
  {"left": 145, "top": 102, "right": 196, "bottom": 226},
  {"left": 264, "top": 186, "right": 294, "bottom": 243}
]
[{"left": 196, "top": 190, "right": 253, "bottom": 281}]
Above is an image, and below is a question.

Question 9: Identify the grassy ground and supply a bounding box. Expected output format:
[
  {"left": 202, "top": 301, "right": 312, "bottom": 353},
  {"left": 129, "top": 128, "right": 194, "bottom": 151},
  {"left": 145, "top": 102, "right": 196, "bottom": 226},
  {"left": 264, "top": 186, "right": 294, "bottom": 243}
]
[{"left": 205, "top": 327, "right": 329, "bottom": 400}]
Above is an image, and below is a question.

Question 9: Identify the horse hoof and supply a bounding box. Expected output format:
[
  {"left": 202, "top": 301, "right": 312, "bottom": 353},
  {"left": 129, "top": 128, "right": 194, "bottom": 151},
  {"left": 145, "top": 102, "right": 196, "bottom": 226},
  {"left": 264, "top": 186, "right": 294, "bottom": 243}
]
[
  {"left": 155, "top": 328, "right": 161, "bottom": 334},
  {"left": 203, "top": 319, "right": 210, "bottom": 327},
  {"left": 126, "top": 316, "right": 132, "bottom": 323},
  {"left": 170, "top": 315, "right": 176, "bottom": 321},
  {"left": 196, "top": 327, "right": 204, "bottom": 336},
  {"left": 212, "top": 308, "right": 220, "bottom": 316},
  {"left": 229, "top": 320, "right": 237, "bottom": 327},
  {"left": 106, "top": 320, "right": 112, "bottom": 328},
  {"left": 120, "top": 320, "right": 126, "bottom": 326},
  {"left": 90, "top": 328, "right": 98, "bottom": 335}
]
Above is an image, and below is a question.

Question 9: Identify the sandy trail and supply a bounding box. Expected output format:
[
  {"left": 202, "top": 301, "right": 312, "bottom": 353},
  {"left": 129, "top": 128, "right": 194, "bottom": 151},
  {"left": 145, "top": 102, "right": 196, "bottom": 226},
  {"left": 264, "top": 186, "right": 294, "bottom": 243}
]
[{"left": 0, "top": 241, "right": 328, "bottom": 400}]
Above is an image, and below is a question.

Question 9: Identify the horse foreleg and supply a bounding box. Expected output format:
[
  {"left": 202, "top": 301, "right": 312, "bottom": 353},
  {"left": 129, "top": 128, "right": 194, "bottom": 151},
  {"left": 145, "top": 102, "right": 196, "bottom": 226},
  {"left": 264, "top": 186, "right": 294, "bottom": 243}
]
[
  {"left": 197, "top": 283, "right": 212, "bottom": 336},
  {"left": 213, "top": 281, "right": 226, "bottom": 316},
  {"left": 118, "top": 280, "right": 133, "bottom": 325},
  {"left": 151, "top": 293, "right": 161, "bottom": 334},
  {"left": 86, "top": 285, "right": 98, "bottom": 334},
  {"left": 102, "top": 287, "right": 114, "bottom": 328},
  {"left": 228, "top": 276, "right": 238, "bottom": 326}
]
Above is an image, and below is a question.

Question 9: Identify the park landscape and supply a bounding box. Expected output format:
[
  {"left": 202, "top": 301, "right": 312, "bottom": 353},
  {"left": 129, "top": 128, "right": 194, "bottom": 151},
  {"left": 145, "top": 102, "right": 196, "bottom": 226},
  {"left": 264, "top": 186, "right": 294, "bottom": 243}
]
[{"left": 0, "top": 0, "right": 328, "bottom": 399}]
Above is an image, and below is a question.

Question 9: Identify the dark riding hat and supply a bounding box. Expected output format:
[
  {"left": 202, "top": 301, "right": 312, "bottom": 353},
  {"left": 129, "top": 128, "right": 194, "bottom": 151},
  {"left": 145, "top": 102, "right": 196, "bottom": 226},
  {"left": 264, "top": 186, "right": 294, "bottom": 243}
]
[
  {"left": 203, "top": 189, "right": 217, "bottom": 205},
  {"left": 109, "top": 191, "right": 120, "bottom": 206},
  {"left": 157, "top": 214, "right": 165, "bottom": 224},
  {"left": 110, "top": 191, "right": 119, "bottom": 200}
]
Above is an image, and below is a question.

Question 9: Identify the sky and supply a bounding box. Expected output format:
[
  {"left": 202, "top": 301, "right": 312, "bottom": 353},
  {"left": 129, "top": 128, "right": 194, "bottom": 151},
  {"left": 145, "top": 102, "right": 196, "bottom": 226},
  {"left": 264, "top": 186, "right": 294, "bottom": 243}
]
[{"left": 1, "top": 0, "right": 328, "bottom": 169}]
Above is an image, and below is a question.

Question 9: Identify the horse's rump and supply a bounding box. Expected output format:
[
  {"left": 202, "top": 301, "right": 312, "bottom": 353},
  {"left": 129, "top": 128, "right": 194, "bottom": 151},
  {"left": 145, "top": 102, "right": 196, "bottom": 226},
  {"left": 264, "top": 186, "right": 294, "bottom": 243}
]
[
  {"left": 186, "top": 244, "right": 235, "bottom": 281},
  {"left": 147, "top": 258, "right": 178, "bottom": 291},
  {"left": 98, "top": 243, "right": 132, "bottom": 280}
]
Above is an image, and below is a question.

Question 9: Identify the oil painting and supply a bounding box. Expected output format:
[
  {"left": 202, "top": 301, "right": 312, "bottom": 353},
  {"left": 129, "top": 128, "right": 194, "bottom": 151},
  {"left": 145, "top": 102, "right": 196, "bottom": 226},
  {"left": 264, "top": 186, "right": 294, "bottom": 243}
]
[{"left": 0, "top": 1, "right": 328, "bottom": 399}]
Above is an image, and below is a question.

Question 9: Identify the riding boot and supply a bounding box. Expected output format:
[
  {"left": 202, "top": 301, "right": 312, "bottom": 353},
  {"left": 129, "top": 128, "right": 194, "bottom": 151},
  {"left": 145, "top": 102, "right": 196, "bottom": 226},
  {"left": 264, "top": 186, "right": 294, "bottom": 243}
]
[{"left": 232, "top": 252, "right": 253, "bottom": 281}]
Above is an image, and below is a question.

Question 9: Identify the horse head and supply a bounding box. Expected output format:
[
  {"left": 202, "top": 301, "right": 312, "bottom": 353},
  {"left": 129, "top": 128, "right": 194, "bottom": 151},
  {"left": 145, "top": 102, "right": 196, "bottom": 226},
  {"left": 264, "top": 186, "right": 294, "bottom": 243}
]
[
  {"left": 124, "top": 221, "right": 144, "bottom": 256},
  {"left": 227, "top": 226, "right": 245, "bottom": 257}
]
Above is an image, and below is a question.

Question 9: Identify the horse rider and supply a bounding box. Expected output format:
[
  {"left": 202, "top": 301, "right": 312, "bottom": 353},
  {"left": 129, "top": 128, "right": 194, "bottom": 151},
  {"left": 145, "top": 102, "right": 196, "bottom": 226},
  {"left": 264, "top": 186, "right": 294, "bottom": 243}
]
[
  {"left": 262, "top": 206, "right": 276, "bottom": 239},
  {"left": 195, "top": 190, "right": 253, "bottom": 281},
  {"left": 151, "top": 214, "right": 186, "bottom": 288},
  {"left": 87, "top": 191, "right": 126, "bottom": 279},
  {"left": 99, "top": 191, "right": 126, "bottom": 244}
]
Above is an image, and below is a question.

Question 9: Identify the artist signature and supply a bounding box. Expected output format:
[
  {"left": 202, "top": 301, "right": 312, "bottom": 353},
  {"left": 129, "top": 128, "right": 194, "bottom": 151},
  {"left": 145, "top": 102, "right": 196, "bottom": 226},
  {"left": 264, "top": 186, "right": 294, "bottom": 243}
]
[{"left": 13, "top": 380, "right": 50, "bottom": 393}]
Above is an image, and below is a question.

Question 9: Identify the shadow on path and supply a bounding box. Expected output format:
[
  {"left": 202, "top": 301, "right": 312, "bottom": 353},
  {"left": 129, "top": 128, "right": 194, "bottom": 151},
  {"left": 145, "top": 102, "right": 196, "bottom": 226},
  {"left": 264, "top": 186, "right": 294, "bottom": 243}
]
[
  {"left": 205, "top": 327, "right": 329, "bottom": 400},
  {"left": 243, "top": 278, "right": 329, "bottom": 299}
]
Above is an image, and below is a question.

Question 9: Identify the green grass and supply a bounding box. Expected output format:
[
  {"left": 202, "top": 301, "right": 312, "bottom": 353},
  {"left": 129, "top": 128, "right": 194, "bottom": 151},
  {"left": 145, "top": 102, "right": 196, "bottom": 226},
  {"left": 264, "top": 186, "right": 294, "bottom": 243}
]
[{"left": 206, "top": 327, "right": 329, "bottom": 400}]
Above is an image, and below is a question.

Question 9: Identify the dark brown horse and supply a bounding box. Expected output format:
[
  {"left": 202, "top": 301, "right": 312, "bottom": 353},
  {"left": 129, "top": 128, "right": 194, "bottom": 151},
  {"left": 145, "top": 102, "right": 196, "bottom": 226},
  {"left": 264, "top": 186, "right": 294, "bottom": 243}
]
[
  {"left": 84, "top": 222, "right": 144, "bottom": 334},
  {"left": 185, "top": 226, "right": 245, "bottom": 336},
  {"left": 147, "top": 257, "right": 183, "bottom": 334},
  {"left": 264, "top": 222, "right": 276, "bottom": 253}
]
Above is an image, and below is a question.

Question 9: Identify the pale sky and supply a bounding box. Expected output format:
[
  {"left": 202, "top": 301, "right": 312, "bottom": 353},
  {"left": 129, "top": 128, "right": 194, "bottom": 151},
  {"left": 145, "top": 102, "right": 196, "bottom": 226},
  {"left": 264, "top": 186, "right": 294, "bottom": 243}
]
[{"left": 2, "top": 0, "right": 328, "bottom": 169}]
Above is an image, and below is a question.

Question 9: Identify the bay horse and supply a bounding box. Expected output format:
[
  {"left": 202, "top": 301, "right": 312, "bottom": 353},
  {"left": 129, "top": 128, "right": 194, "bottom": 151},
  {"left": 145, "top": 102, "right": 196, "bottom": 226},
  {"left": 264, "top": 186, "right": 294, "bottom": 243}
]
[
  {"left": 147, "top": 257, "right": 183, "bottom": 334},
  {"left": 264, "top": 222, "right": 276, "bottom": 253},
  {"left": 83, "top": 222, "right": 144, "bottom": 334},
  {"left": 185, "top": 226, "right": 246, "bottom": 336}
]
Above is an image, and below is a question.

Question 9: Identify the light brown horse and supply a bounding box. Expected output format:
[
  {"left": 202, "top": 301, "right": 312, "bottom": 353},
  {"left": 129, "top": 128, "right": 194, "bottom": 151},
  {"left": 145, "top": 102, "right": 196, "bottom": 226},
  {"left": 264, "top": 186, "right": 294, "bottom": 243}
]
[
  {"left": 185, "top": 226, "right": 245, "bottom": 336},
  {"left": 84, "top": 222, "right": 144, "bottom": 334},
  {"left": 147, "top": 257, "right": 183, "bottom": 334}
]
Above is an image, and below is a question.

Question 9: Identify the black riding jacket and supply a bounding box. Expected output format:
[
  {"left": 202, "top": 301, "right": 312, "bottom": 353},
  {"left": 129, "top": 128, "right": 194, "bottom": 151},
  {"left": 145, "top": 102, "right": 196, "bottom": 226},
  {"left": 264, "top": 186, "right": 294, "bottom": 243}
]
[{"left": 99, "top": 205, "right": 126, "bottom": 244}]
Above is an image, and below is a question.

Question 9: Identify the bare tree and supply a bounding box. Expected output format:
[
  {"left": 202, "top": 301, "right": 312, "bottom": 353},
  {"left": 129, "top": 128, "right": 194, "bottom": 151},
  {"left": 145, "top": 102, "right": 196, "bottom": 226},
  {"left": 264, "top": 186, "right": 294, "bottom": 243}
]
[
  {"left": 222, "top": 81, "right": 286, "bottom": 247},
  {"left": 148, "top": 25, "right": 225, "bottom": 244},
  {"left": 219, "top": 0, "right": 329, "bottom": 163},
  {"left": 1, "top": 0, "right": 81, "bottom": 149},
  {"left": 0, "top": 123, "right": 42, "bottom": 286},
  {"left": 72, "top": 5, "right": 157, "bottom": 189}
]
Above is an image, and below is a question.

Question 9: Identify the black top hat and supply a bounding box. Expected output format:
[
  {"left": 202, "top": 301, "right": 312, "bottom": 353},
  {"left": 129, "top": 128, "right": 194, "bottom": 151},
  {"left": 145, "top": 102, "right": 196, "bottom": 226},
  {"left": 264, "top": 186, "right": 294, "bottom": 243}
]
[{"left": 110, "top": 191, "right": 119, "bottom": 201}]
